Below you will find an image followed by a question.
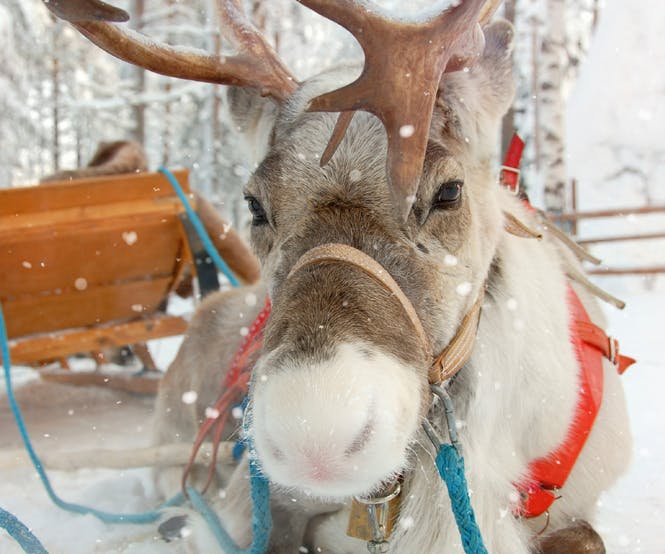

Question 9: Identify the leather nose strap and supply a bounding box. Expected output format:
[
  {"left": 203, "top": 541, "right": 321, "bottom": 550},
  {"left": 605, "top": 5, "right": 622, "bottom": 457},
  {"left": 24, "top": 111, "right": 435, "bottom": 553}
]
[
  {"left": 288, "top": 243, "right": 433, "bottom": 359},
  {"left": 287, "top": 242, "right": 483, "bottom": 385}
]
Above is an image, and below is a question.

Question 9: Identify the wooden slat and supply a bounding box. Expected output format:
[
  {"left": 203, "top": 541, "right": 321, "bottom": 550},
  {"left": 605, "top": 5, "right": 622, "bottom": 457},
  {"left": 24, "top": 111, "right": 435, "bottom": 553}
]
[
  {"left": 1, "top": 220, "right": 185, "bottom": 298},
  {"left": 575, "top": 231, "right": 665, "bottom": 245},
  {"left": 0, "top": 170, "right": 190, "bottom": 216},
  {"left": 8, "top": 315, "right": 188, "bottom": 364},
  {"left": 555, "top": 204, "right": 665, "bottom": 222},
  {"left": 0, "top": 198, "right": 190, "bottom": 240},
  {"left": 3, "top": 278, "right": 174, "bottom": 338}
]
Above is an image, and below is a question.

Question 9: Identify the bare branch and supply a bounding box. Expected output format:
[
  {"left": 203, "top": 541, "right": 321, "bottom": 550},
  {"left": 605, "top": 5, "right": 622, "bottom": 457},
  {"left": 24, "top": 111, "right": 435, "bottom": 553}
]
[{"left": 42, "top": 0, "right": 297, "bottom": 102}]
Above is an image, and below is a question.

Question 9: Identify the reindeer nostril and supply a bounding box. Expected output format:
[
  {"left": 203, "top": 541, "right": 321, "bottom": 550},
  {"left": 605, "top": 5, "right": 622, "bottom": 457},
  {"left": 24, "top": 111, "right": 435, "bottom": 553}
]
[{"left": 345, "top": 416, "right": 374, "bottom": 456}]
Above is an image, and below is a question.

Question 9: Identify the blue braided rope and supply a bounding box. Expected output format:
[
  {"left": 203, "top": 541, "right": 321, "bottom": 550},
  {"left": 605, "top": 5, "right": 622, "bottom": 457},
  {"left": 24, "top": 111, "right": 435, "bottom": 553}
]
[
  {"left": 186, "top": 459, "right": 271, "bottom": 554},
  {"left": 247, "top": 458, "right": 272, "bottom": 553},
  {"left": 158, "top": 166, "right": 240, "bottom": 288},
  {"left": 436, "top": 444, "right": 488, "bottom": 554},
  {"left": 0, "top": 301, "right": 185, "bottom": 529},
  {"left": 1, "top": 300, "right": 271, "bottom": 552},
  {"left": 0, "top": 507, "right": 48, "bottom": 554}
]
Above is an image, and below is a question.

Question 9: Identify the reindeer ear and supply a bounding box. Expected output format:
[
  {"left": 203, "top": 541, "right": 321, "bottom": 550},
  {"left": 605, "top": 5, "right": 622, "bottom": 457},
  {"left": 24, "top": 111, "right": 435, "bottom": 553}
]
[
  {"left": 475, "top": 19, "right": 515, "bottom": 118},
  {"left": 227, "top": 87, "right": 279, "bottom": 166},
  {"left": 436, "top": 20, "right": 515, "bottom": 157}
]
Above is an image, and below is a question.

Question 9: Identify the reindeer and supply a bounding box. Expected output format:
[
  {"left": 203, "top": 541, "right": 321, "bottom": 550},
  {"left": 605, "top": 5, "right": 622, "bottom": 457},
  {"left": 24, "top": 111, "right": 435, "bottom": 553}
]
[
  {"left": 44, "top": 1, "right": 632, "bottom": 552},
  {"left": 40, "top": 140, "right": 149, "bottom": 183}
]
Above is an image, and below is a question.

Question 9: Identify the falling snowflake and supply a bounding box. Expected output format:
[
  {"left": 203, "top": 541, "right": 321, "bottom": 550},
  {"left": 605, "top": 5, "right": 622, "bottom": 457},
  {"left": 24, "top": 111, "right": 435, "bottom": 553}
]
[
  {"left": 399, "top": 124, "right": 415, "bottom": 138},
  {"left": 443, "top": 254, "right": 458, "bottom": 266},
  {"left": 181, "top": 391, "right": 198, "bottom": 405},
  {"left": 455, "top": 281, "right": 472, "bottom": 296},
  {"left": 122, "top": 231, "right": 138, "bottom": 245}
]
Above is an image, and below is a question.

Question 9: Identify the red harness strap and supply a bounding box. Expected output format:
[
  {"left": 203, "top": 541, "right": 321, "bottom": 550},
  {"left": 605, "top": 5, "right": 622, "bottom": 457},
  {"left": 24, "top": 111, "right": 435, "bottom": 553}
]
[
  {"left": 516, "top": 287, "right": 601, "bottom": 517},
  {"left": 501, "top": 133, "right": 636, "bottom": 517},
  {"left": 500, "top": 133, "right": 525, "bottom": 194}
]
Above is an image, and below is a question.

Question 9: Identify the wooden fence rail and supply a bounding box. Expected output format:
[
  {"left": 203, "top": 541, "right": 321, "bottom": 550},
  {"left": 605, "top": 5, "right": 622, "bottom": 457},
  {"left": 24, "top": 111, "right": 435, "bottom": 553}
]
[
  {"left": 555, "top": 204, "right": 665, "bottom": 222},
  {"left": 550, "top": 181, "right": 665, "bottom": 276}
]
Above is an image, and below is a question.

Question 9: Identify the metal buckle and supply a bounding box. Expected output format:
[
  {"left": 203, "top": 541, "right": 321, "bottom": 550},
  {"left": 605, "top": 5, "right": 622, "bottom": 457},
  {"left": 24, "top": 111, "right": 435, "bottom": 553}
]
[
  {"left": 608, "top": 336, "right": 619, "bottom": 366},
  {"left": 499, "top": 165, "right": 521, "bottom": 195},
  {"left": 352, "top": 482, "right": 402, "bottom": 552},
  {"left": 422, "top": 384, "right": 461, "bottom": 456}
]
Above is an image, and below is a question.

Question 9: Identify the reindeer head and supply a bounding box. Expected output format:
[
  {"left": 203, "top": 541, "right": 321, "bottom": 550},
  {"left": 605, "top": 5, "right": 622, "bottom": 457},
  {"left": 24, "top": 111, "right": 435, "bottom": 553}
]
[
  {"left": 244, "top": 24, "right": 515, "bottom": 498},
  {"left": 45, "top": 0, "right": 514, "bottom": 499}
]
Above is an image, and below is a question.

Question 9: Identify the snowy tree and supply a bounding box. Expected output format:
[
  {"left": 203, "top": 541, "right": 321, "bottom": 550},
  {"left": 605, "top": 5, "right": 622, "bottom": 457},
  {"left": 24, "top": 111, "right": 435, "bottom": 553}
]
[
  {"left": 0, "top": 1, "right": 50, "bottom": 185},
  {"left": 0, "top": 0, "right": 612, "bottom": 221},
  {"left": 539, "top": 0, "right": 567, "bottom": 213},
  {"left": 507, "top": 0, "right": 599, "bottom": 211}
]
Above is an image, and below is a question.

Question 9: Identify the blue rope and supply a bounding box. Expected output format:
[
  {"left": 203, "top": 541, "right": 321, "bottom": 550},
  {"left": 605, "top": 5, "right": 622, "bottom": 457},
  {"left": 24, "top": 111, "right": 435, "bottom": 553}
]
[
  {"left": 0, "top": 506, "right": 48, "bottom": 554},
  {"left": 0, "top": 302, "right": 185, "bottom": 528},
  {"left": 435, "top": 444, "right": 488, "bottom": 554},
  {"left": 186, "top": 459, "right": 271, "bottom": 554},
  {"left": 1, "top": 300, "right": 272, "bottom": 552},
  {"left": 158, "top": 166, "right": 240, "bottom": 288}
]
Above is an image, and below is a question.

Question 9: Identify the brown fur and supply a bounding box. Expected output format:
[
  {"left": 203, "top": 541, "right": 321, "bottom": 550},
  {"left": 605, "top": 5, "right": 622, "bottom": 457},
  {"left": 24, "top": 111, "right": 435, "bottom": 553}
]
[
  {"left": 40, "top": 140, "right": 148, "bottom": 182},
  {"left": 535, "top": 520, "right": 606, "bottom": 554}
]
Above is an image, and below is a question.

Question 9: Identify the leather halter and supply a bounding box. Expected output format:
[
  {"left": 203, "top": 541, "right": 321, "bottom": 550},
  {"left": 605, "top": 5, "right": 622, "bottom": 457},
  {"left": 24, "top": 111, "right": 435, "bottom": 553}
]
[{"left": 288, "top": 243, "right": 483, "bottom": 385}]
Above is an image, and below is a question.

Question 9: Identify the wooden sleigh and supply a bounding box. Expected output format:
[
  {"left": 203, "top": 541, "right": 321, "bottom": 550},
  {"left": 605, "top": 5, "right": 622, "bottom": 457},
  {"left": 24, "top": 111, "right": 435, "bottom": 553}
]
[{"left": 0, "top": 170, "right": 259, "bottom": 394}]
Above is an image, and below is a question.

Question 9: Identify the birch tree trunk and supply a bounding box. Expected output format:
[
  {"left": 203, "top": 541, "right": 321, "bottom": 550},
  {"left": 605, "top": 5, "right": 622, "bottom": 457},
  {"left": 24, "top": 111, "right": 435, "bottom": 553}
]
[
  {"left": 539, "top": 0, "right": 567, "bottom": 213},
  {"left": 129, "top": 0, "right": 146, "bottom": 146},
  {"left": 200, "top": 0, "right": 221, "bottom": 199},
  {"left": 500, "top": 0, "right": 517, "bottom": 162},
  {"left": 51, "top": 24, "right": 61, "bottom": 173}
]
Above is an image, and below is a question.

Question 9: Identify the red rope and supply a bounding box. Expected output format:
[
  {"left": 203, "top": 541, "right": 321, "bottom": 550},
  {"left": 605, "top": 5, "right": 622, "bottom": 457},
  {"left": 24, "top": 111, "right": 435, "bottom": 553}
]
[{"left": 181, "top": 297, "right": 272, "bottom": 494}]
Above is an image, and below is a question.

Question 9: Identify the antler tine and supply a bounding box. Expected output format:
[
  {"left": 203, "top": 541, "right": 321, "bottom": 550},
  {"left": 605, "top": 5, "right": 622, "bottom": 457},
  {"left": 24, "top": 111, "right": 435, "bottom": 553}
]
[
  {"left": 44, "top": 0, "right": 129, "bottom": 22},
  {"left": 299, "top": 0, "right": 493, "bottom": 221},
  {"left": 214, "top": 0, "right": 297, "bottom": 100},
  {"left": 41, "top": 0, "right": 297, "bottom": 103},
  {"left": 479, "top": 0, "right": 503, "bottom": 25}
]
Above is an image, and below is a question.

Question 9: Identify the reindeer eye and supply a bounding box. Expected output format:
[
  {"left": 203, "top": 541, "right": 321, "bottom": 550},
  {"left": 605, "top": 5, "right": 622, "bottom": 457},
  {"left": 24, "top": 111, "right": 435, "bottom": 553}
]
[
  {"left": 433, "top": 180, "right": 463, "bottom": 209},
  {"left": 244, "top": 195, "right": 268, "bottom": 225}
]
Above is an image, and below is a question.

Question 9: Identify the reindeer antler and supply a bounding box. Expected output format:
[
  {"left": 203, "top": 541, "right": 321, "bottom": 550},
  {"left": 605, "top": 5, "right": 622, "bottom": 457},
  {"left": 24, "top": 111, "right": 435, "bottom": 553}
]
[
  {"left": 45, "top": 0, "right": 130, "bottom": 22},
  {"left": 299, "top": 0, "right": 498, "bottom": 220},
  {"left": 44, "top": 0, "right": 502, "bottom": 218},
  {"left": 41, "top": 0, "right": 297, "bottom": 102}
]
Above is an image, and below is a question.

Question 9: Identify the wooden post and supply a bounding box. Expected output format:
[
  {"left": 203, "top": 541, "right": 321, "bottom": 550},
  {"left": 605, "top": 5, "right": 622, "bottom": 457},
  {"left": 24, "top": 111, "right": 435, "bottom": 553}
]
[
  {"left": 531, "top": 17, "right": 541, "bottom": 172},
  {"left": 130, "top": 0, "right": 146, "bottom": 146},
  {"left": 570, "top": 178, "right": 578, "bottom": 236}
]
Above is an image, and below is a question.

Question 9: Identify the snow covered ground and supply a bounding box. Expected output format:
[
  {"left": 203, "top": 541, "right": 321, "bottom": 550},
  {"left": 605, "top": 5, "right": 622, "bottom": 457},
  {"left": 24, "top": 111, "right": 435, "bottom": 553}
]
[{"left": 593, "top": 290, "right": 665, "bottom": 553}]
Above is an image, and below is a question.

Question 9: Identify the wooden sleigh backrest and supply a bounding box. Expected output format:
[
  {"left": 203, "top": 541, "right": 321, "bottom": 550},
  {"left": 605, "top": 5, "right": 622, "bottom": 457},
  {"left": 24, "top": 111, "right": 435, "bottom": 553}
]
[{"left": 0, "top": 170, "right": 194, "bottom": 342}]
